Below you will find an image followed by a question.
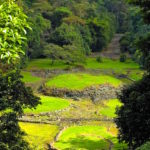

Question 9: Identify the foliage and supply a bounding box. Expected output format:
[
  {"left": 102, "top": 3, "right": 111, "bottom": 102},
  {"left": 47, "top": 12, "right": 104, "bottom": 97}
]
[
  {"left": 0, "top": 1, "right": 41, "bottom": 149},
  {"left": 44, "top": 43, "right": 65, "bottom": 65},
  {"left": 136, "top": 33, "right": 150, "bottom": 72},
  {"left": 51, "top": 7, "right": 72, "bottom": 27},
  {"left": 96, "top": 56, "right": 103, "bottom": 63},
  {"left": 136, "top": 141, "right": 150, "bottom": 150},
  {"left": 0, "top": 71, "right": 40, "bottom": 149},
  {"left": 32, "top": 0, "right": 52, "bottom": 14},
  {"left": 88, "top": 16, "right": 116, "bottom": 51},
  {"left": 0, "top": 0, "right": 30, "bottom": 64},
  {"left": 116, "top": 1, "right": 150, "bottom": 149},
  {"left": 63, "top": 45, "right": 86, "bottom": 64},
  {"left": 115, "top": 75, "right": 150, "bottom": 149},
  {"left": 104, "top": 0, "right": 129, "bottom": 33},
  {"left": 0, "top": 112, "right": 30, "bottom": 150},
  {"left": 63, "top": 16, "right": 85, "bottom": 25},
  {"left": 0, "top": 71, "right": 40, "bottom": 115},
  {"left": 21, "top": 0, "right": 130, "bottom": 59},
  {"left": 120, "top": 32, "right": 132, "bottom": 53},
  {"left": 27, "top": 14, "right": 51, "bottom": 58},
  {"left": 120, "top": 54, "right": 127, "bottom": 62},
  {"left": 129, "top": 0, "right": 150, "bottom": 24},
  {"left": 44, "top": 43, "right": 85, "bottom": 65},
  {"left": 119, "top": 5, "right": 150, "bottom": 68},
  {"left": 50, "top": 23, "right": 83, "bottom": 47}
]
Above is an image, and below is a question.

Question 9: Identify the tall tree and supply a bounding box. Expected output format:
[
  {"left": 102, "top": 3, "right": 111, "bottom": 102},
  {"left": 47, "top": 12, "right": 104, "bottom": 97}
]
[
  {"left": 0, "top": 1, "right": 40, "bottom": 149},
  {"left": 115, "top": 0, "right": 150, "bottom": 149},
  {"left": 129, "top": 0, "right": 150, "bottom": 24}
]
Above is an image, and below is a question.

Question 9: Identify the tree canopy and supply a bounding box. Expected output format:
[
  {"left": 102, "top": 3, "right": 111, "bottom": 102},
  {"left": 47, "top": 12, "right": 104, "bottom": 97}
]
[
  {"left": 116, "top": 0, "right": 150, "bottom": 149},
  {"left": 0, "top": 1, "right": 40, "bottom": 149},
  {"left": 20, "top": 0, "right": 129, "bottom": 62}
]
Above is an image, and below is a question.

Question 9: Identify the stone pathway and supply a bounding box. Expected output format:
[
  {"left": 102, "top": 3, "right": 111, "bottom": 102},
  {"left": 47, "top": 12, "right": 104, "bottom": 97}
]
[{"left": 101, "top": 34, "right": 123, "bottom": 59}]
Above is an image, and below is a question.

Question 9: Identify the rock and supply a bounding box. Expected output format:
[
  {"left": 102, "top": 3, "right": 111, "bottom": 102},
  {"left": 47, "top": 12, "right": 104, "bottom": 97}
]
[{"left": 72, "top": 96, "right": 80, "bottom": 101}]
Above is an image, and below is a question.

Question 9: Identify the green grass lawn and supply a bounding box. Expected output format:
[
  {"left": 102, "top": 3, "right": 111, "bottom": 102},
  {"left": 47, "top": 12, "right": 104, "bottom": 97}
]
[
  {"left": 24, "top": 96, "right": 70, "bottom": 114},
  {"left": 54, "top": 125, "right": 127, "bottom": 150},
  {"left": 128, "top": 69, "right": 144, "bottom": 81},
  {"left": 86, "top": 58, "right": 139, "bottom": 71},
  {"left": 86, "top": 58, "right": 144, "bottom": 81},
  {"left": 100, "top": 99, "right": 122, "bottom": 118},
  {"left": 26, "top": 59, "right": 68, "bottom": 70},
  {"left": 20, "top": 122, "right": 59, "bottom": 150},
  {"left": 46, "top": 73, "right": 122, "bottom": 90},
  {"left": 21, "top": 71, "right": 41, "bottom": 83},
  {"left": 25, "top": 58, "right": 143, "bottom": 81}
]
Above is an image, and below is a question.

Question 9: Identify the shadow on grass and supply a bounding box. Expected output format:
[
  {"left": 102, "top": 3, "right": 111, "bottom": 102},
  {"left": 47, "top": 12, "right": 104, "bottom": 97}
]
[{"left": 58, "top": 135, "right": 110, "bottom": 150}]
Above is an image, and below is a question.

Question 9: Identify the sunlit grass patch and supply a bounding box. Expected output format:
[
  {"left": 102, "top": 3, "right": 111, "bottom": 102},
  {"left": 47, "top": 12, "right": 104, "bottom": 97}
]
[
  {"left": 86, "top": 57, "right": 140, "bottom": 71},
  {"left": 54, "top": 125, "right": 127, "bottom": 150},
  {"left": 26, "top": 59, "right": 67, "bottom": 70},
  {"left": 20, "top": 122, "right": 59, "bottom": 150},
  {"left": 110, "top": 137, "right": 128, "bottom": 150},
  {"left": 24, "top": 96, "right": 70, "bottom": 114},
  {"left": 54, "top": 126, "right": 110, "bottom": 150},
  {"left": 21, "top": 71, "right": 41, "bottom": 83},
  {"left": 25, "top": 57, "right": 143, "bottom": 74},
  {"left": 100, "top": 99, "right": 122, "bottom": 118},
  {"left": 46, "top": 73, "right": 122, "bottom": 90},
  {"left": 128, "top": 69, "right": 144, "bottom": 81}
]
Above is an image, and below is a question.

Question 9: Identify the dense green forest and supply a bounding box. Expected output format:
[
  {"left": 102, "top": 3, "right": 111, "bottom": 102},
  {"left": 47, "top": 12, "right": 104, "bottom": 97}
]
[
  {"left": 21, "top": 0, "right": 129, "bottom": 60},
  {"left": 0, "top": 0, "right": 150, "bottom": 150}
]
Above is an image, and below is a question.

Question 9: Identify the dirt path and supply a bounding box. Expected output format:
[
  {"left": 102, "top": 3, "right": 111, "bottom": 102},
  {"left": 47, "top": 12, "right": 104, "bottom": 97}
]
[
  {"left": 105, "top": 139, "right": 114, "bottom": 150},
  {"left": 101, "top": 34, "right": 123, "bottom": 59}
]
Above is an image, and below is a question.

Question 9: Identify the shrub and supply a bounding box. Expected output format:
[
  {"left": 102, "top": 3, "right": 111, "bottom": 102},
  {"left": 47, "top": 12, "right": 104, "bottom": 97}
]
[
  {"left": 43, "top": 43, "right": 65, "bottom": 65},
  {"left": 96, "top": 56, "right": 103, "bottom": 63},
  {"left": 136, "top": 142, "right": 150, "bottom": 150},
  {"left": 119, "top": 33, "right": 131, "bottom": 53},
  {"left": 115, "top": 75, "right": 150, "bottom": 149},
  {"left": 120, "top": 54, "right": 127, "bottom": 62},
  {"left": 51, "top": 7, "right": 72, "bottom": 27}
]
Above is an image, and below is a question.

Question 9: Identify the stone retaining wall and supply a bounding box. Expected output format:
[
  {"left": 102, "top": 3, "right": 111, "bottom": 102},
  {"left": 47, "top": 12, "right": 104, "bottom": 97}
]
[{"left": 41, "top": 84, "right": 121, "bottom": 102}]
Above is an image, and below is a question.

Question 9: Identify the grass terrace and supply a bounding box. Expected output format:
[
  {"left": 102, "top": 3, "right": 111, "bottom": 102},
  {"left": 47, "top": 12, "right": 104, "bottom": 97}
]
[
  {"left": 100, "top": 99, "right": 122, "bottom": 118},
  {"left": 86, "top": 58, "right": 140, "bottom": 71},
  {"left": 20, "top": 122, "right": 59, "bottom": 150},
  {"left": 24, "top": 96, "right": 70, "bottom": 114},
  {"left": 54, "top": 125, "right": 127, "bottom": 150},
  {"left": 46, "top": 73, "right": 122, "bottom": 90},
  {"left": 21, "top": 71, "right": 41, "bottom": 83},
  {"left": 26, "top": 59, "right": 68, "bottom": 70},
  {"left": 25, "top": 58, "right": 144, "bottom": 81}
]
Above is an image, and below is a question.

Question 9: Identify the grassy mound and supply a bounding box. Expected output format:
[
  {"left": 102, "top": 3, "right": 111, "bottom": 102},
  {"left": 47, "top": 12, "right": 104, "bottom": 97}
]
[
  {"left": 54, "top": 125, "right": 127, "bottom": 150},
  {"left": 46, "top": 73, "right": 122, "bottom": 90},
  {"left": 24, "top": 96, "right": 70, "bottom": 114},
  {"left": 20, "top": 122, "right": 59, "bottom": 150},
  {"left": 100, "top": 99, "right": 122, "bottom": 118},
  {"left": 21, "top": 71, "right": 41, "bottom": 83}
]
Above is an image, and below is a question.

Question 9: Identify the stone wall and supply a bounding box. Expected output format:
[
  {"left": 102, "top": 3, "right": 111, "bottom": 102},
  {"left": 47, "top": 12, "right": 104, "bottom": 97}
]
[{"left": 40, "top": 84, "right": 121, "bottom": 102}]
